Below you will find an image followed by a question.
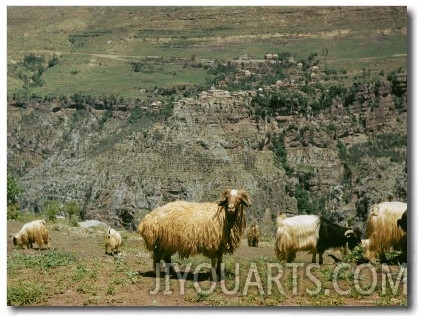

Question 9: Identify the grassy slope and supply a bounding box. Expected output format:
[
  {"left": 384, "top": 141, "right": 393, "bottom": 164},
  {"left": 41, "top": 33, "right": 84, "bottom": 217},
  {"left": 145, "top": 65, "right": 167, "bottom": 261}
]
[{"left": 7, "top": 6, "right": 407, "bottom": 98}]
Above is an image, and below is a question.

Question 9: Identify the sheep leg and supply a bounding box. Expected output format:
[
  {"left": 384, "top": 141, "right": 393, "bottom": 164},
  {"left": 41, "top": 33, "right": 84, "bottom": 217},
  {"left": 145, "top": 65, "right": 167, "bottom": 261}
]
[
  {"left": 318, "top": 252, "right": 324, "bottom": 265},
  {"left": 164, "top": 255, "right": 174, "bottom": 277},
  {"left": 43, "top": 234, "right": 50, "bottom": 250},
  {"left": 311, "top": 251, "right": 317, "bottom": 263},
  {"left": 35, "top": 236, "right": 42, "bottom": 250},
  {"left": 210, "top": 255, "right": 223, "bottom": 281},
  {"left": 153, "top": 250, "right": 162, "bottom": 276},
  {"left": 216, "top": 254, "right": 224, "bottom": 281},
  {"left": 287, "top": 252, "right": 296, "bottom": 263},
  {"left": 211, "top": 257, "right": 218, "bottom": 281}
]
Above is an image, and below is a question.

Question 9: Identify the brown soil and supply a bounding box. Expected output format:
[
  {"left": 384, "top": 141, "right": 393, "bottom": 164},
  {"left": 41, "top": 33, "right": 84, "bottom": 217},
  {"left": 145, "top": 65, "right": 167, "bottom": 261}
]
[{"left": 7, "top": 220, "right": 407, "bottom": 307}]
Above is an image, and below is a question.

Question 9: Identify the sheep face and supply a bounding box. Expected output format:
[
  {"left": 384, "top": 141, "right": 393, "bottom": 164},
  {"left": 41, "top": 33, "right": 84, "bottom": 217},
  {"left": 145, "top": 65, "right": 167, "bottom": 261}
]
[
  {"left": 217, "top": 189, "right": 251, "bottom": 215},
  {"left": 13, "top": 235, "right": 27, "bottom": 247}
]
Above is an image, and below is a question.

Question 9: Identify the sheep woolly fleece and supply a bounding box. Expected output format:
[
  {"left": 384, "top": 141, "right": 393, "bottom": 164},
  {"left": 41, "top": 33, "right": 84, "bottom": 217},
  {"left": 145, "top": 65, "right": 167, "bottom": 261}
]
[
  {"left": 247, "top": 223, "right": 260, "bottom": 247},
  {"left": 137, "top": 189, "right": 250, "bottom": 267},
  {"left": 275, "top": 214, "right": 320, "bottom": 262},
  {"left": 13, "top": 219, "right": 50, "bottom": 249},
  {"left": 365, "top": 201, "right": 407, "bottom": 260},
  {"left": 105, "top": 228, "right": 122, "bottom": 254}
]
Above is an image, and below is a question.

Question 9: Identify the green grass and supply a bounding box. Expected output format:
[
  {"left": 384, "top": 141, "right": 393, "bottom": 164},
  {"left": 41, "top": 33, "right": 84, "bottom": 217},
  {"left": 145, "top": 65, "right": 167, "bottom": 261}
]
[
  {"left": 7, "top": 281, "right": 47, "bottom": 306},
  {"left": 7, "top": 6, "right": 407, "bottom": 98},
  {"left": 7, "top": 250, "right": 76, "bottom": 271},
  {"left": 10, "top": 54, "right": 210, "bottom": 98}
]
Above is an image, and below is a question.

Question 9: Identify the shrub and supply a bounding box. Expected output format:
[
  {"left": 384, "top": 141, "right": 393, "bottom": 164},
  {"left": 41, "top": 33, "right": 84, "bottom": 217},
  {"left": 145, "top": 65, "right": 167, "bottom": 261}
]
[
  {"left": 295, "top": 184, "right": 315, "bottom": 214},
  {"left": 7, "top": 174, "right": 24, "bottom": 206},
  {"left": 48, "top": 54, "right": 60, "bottom": 68},
  {"left": 7, "top": 203, "right": 22, "bottom": 221},
  {"left": 7, "top": 282, "right": 46, "bottom": 306},
  {"left": 63, "top": 201, "right": 80, "bottom": 224},
  {"left": 43, "top": 199, "right": 61, "bottom": 222},
  {"left": 343, "top": 245, "right": 368, "bottom": 264},
  {"left": 337, "top": 141, "right": 348, "bottom": 161}
]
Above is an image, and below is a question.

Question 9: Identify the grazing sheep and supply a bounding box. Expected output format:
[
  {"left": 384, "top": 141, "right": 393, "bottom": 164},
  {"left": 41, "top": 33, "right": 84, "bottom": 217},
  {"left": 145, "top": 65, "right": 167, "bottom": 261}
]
[
  {"left": 137, "top": 189, "right": 251, "bottom": 281},
  {"left": 275, "top": 214, "right": 361, "bottom": 264},
  {"left": 247, "top": 223, "right": 260, "bottom": 247},
  {"left": 364, "top": 201, "right": 407, "bottom": 262},
  {"left": 13, "top": 219, "right": 50, "bottom": 250},
  {"left": 105, "top": 228, "right": 122, "bottom": 255}
]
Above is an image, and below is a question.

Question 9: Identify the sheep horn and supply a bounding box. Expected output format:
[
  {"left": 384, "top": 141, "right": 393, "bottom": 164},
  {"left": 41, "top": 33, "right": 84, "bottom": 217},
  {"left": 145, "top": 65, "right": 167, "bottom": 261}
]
[{"left": 344, "top": 229, "right": 354, "bottom": 237}]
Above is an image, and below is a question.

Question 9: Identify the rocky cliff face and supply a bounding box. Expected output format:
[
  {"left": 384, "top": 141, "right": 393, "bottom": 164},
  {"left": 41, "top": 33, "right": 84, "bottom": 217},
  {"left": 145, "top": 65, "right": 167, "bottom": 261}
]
[{"left": 7, "top": 81, "right": 407, "bottom": 232}]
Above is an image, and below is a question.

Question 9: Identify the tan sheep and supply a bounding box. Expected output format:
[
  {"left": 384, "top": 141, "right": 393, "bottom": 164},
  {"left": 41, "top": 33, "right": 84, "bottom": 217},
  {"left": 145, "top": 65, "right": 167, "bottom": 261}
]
[
  {"left": 105, "top": 228, "right": 122, "bottom": 255},
  {"left": 247, "top": 222, "right": 260, "bottom": 247},
  {"left": 13, "top": 219, "right": 50, "bottom": 250},
  {"left": 137, "top": 189, "right": 251, "bottom": 281},
  {"left": 364, "top": 201, "right": 407, "bottom": 262}
]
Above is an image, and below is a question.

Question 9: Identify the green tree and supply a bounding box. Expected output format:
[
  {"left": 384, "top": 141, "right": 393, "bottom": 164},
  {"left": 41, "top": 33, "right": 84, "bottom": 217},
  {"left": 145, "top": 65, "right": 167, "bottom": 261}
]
[
  {"left": 7, "top": 174, "right": 24, "bottom": 205},
  {"left": 44, "top": 199, "right": 61, "bottom": 222},
  {"left": 7, "top": 174, "right": 24, "bottom": 220},
  {"left": 63, "top": 201, "right": 80, "bottom": 226}
]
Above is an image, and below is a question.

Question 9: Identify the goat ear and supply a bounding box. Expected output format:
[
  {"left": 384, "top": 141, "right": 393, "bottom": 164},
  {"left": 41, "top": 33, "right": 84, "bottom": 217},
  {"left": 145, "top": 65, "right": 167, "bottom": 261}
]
[
  {"left": 217, "top": 189, "right": 230, "bottom": 206},
  {"left": 239, "top": 190, "right": 251, "bottom": 207}
]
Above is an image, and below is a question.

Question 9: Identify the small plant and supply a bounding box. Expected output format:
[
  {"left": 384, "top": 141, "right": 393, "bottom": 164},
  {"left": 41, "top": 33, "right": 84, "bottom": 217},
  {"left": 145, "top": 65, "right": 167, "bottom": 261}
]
[
  {"left": 106, "top": 281, "right": 116, "bottom": 295},
  {"left": 384, "top": 249, "right": 404, "bottom": 265},
  {"left": 48, "top": 54, "right": 60, "bottom": 68},
  {"left": 126, "top": 270, "right": 139, "bottom": 284},
  {"left": 195, "top": 291, "right": 210, "bottom": 302},
  {"left": 343, "top": 245, "right": 369, "bottom": 264},
  {"left": 7, "top": 250, "right": 75, "bottom": 271},
  {"left": 7, "top": 281, "right": 46, "bottom": 306},
  {"left": 73, "top": 263, "right": 90, "bottom": 281}
]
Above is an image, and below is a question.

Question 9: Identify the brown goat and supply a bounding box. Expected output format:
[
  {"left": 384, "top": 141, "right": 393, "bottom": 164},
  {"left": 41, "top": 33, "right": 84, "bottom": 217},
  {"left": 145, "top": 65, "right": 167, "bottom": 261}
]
[{"left": 247, "top": 223, "right": 260, "bottom": 247}]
